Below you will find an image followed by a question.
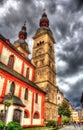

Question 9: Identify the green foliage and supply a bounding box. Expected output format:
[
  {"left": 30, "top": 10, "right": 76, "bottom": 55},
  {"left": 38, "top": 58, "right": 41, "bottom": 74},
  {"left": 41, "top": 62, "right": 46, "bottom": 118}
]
[
  {"left": 46, "top": 120, "right": 58, "bottom": 128},
  {"left": 7, "top": 121, "right": 21, "bottom": 130},
  {"left": 58, "top": 100, "right": 71, "bottom": 118},
  {"left": 62, "top": 116, "right": 70, "bottom": 124},
  {"left": 0, "top": 120, "right": 5, "bottom": 130}
]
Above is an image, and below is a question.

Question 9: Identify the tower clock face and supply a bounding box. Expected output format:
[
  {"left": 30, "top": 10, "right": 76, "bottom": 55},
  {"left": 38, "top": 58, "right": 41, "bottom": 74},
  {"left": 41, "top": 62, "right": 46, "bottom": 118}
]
[{"left": 36, "top": 48, "right": 44, "bottom": 56}]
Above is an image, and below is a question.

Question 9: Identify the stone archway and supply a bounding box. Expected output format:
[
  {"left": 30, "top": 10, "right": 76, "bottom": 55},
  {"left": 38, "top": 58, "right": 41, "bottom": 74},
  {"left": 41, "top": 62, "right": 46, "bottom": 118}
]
[{"left": 13, "top": 109, "right": 21, "bottom": 123}]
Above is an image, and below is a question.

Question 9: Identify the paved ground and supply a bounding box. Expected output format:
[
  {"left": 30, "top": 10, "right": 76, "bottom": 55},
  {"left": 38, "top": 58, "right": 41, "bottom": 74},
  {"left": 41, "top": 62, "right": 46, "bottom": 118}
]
[{"left": 59, "top": 125, "right": 83, "bottom": 130}]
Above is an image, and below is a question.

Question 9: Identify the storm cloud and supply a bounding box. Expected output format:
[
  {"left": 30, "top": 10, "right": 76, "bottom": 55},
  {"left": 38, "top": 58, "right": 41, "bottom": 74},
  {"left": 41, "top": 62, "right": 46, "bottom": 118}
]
[{"left": 0, "top": 0, "right": 83, "bottom": 109}]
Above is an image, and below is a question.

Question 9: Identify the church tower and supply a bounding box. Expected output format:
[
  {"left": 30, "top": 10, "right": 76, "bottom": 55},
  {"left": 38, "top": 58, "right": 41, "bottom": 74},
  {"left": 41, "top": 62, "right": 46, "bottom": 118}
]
[
  {"left": 13, "top": 22, "right": 30, "bottom": 58},
  {"left": 31, "top": 11, "right": 58, "bottom": 121}
]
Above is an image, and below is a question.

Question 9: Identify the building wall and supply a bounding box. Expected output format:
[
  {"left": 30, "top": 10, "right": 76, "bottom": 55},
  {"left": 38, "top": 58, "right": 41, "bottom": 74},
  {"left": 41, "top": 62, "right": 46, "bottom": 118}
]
[
  {"left": 57, "top": 89, "right": 64, "bottom": 105},
  {"left": 71, "top": 110, "right": 79, "bottom": 122},
  {"left": 0, "top": 39, "right": 34, "bottom": 82},
  {"left": 0, "top": 37, "right": 45, "bottom": 127},
  {"left": 0, "top": 69, "right": 45, "bottom": 127}
]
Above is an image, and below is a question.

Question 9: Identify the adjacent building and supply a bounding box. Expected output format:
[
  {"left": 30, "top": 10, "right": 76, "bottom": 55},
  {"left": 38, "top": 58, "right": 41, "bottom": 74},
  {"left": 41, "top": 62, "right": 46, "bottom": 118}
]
[
  {"left": 71, "top": 110, "right": 79, "bottom": 122},
  {"left": 57, "top": 86, "right": 64, "bottom": 106},
  {"left": 79, "top": 92, "right": 83, "bottom": 122}
]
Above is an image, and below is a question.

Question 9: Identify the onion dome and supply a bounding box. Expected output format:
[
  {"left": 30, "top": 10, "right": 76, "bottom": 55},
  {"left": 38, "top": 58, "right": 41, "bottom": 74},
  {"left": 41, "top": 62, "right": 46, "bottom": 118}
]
[
  {"left": 13, "top": 22, "right": 30, "bottom": 57},
  {"left": 39, "top": 10, "right": 49, "bottom": 27},
  {"left": 18, "top": 22, "right": 27, "bottom": 40}
]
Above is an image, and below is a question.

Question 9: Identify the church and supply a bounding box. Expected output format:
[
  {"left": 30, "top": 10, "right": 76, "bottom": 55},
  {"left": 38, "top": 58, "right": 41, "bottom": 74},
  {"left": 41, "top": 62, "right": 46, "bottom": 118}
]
[{"left": 0, "top": 11, "right": 58, "bottom": 127}]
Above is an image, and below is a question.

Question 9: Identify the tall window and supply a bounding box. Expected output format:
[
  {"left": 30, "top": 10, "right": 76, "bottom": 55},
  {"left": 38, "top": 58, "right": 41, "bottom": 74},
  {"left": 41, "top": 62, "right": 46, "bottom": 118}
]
[
  {"left": 26, "top": 67, "right": 29, "bottom": 79},
  {"left": 24, "top": 88, "right": 28, "bottom": 100},
  {"left": 58, "top": 97, "right": 60, "bottom": 100},
  {"left": 35, "top": 93, "right": 38, "bottom": 103},
  {"left": 33, "top": 112, "right": 40, "bottom": 119},
  {"left": 8, "top": 55, "right": 14, "bottom": 69},
  {"left": 10, "top": 82, "right": 15, "bottom": 95},
  {"left": 24, "top": 110, "right": 29, "bottom": 118}
]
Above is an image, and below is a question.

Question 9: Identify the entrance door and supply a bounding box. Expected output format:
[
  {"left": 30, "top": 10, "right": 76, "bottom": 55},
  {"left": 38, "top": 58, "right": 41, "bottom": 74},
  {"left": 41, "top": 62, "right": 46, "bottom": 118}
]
[{"left": 13, "top": 109, "right": 21, "bottom": 123}]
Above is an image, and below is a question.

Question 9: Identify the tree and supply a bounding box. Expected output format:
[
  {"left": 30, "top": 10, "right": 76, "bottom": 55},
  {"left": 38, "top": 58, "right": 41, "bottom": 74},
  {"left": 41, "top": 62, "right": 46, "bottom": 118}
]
[{"left": 58, "top": 100, "right": 71, "bottom": 118}]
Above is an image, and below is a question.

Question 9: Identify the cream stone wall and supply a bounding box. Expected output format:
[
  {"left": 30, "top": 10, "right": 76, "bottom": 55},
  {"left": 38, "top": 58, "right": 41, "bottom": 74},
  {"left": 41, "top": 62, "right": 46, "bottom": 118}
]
[
  {"left": 0, "top": 104, "right": 4, "bottom": 111},
  {"left": 1, "top": 46, "right": 12, "bottom": 65},
  {"left": 0, "top": 76, "right": 5, "bottom": 95},
  {"left": 0, "top": 46, "right": 23, "bottom": 74},
  {"left": 6, "top": 80, "right": 12, "bottom": 94},
  {"left": 6, "top": 105, "right": 14, "bottom": 124},
  {"left": 21, "top": 87, "right": 25, "bottom": 99},
  {"left": 14, "top": 83, "right": 20, "bottom": 97},
  {"left": 23, "top": 118, "right": 31, "bottom": 125},
  {"left": 33, "top": 119, "right": 41, "bottom": 125},
  {"left": 0, "top": 45, "right": 34, "bottom": 81},
  {"left": 13, "top": 56, "right": 22, "bottom": 74},
  {"left": 22, "top": 91, "right": 32, "bottom": 114},
  {"left": 29, "top": 68, "right": 33, "bottom": 81}
]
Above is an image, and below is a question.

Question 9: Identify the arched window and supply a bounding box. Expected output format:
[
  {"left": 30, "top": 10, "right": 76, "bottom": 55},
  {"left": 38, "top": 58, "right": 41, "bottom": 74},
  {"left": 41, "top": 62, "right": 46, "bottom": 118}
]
[
  {"left": 8, "top": 55, "right": 14, "bottom": 68},
  {"left": 10, "top": 82, "right": 15, "bottom": 95},
  {"left": 58, "top": 97, "right": 60, "bottom": 100},
  {"left": 33, "top": 112, "right": 40, "bottom": 119},
  {"left": 26, "top": 67, "right": 29, "bottom": 79},
  {"left": 24, "top": 88, "right": 28, "bottom": 100},
  {"left": 24, "top": 110, "right": 30, "bottom": 118}
]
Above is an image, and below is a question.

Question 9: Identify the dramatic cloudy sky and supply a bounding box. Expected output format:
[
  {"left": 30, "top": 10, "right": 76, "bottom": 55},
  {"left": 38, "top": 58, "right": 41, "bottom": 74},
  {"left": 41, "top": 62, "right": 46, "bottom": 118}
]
[{"left": 0, "top": 0, "right": 83, "bottom": 109}]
